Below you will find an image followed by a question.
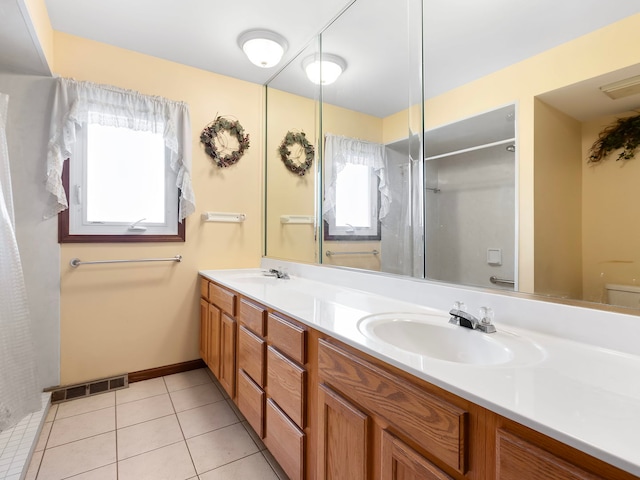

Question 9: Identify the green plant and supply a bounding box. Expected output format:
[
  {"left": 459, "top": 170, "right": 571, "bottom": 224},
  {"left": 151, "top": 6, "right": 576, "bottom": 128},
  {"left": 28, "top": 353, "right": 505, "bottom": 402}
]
[{"left": 588, "top": 113, "right": 640, "bottom": 163}]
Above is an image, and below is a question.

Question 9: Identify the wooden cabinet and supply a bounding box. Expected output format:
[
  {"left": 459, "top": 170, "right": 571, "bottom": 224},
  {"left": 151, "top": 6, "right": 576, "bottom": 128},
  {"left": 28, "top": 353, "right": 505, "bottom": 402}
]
[
  {"left": 267, "top": 346, "right": 306, "bottom": 428},
  {"left": 219, "top": 313, "right": 236, "bottom": 397},
  {"left": 199, "top": 278, "right": 237, "bottom": 398},
  {"left": 381, "top": 430, "right": 454, "bottom": 480},
  {"left": 264, "top": 313, "right": 308, "bottom": 480},
  {"left": 208, "top": 304, "right": 221, "bottom": 378},
  {"left": 236, "top": 300, "right": 268, "bottom": 438},
  {"left": 317, "top": 384, "right": 369, "bottom": 480},
  {"left": 317, "top": 338, "right": 469, "bottom": 479},
  {"left": 266, "top": 398, "right": 305, "bottom": 480},
  {"left": 239, "top": 298, "right": 266, "bottom": 336},
  {"left": 238, "top": 325, "right": 265, "bottom": 386},
  {"left": 237, "top": 369, "right": 265, "bottom": 437},
  {"left": 489, "top": 415, "right": 638, "bottom": 480},
  {"left": 198, "top": 276, "right": 639, "bottom": 480},
  {"left": 199, "top": 298, "right": 209, "bottom": 365}
]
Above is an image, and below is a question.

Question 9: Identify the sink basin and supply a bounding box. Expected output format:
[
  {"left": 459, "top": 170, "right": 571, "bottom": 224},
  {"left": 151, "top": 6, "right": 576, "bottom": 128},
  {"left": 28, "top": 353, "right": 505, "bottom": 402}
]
[{"left": 357, "top": 312, "right": 544, "bottom": 366}]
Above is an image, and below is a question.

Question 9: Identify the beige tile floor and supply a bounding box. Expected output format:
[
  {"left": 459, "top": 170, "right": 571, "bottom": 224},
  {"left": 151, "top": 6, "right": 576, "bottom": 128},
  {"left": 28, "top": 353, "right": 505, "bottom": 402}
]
[{"left": 24, "top": 369, "right": 289, "bottom": 480}]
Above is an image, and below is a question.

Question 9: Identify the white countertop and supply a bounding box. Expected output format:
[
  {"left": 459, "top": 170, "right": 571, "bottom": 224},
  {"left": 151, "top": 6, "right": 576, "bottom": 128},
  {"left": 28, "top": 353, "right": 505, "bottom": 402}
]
[{"left": 199, "top": 267, "right": 640, "bottom": 476}]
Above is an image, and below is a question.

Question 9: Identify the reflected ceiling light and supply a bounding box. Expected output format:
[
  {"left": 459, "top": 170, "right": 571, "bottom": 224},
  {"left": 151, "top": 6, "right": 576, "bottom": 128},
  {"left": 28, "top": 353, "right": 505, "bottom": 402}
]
[
  {"left": 600, "top": 74, "right": 640, "bottom": 99},
  {"left": 238, "top": 30, "right": 288, "bottom": 68},
  {"left": 302, "top": 54, "right": 347, "bottom": 85}
]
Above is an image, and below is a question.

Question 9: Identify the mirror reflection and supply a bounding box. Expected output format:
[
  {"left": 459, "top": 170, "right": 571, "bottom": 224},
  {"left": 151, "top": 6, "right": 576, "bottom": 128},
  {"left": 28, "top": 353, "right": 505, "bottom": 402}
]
[
  {"left": 265, "top": 40, "right": 320, "bottom": 264},
  {"left": 265, "top": 0, "right": 640, "bottom": 312}
]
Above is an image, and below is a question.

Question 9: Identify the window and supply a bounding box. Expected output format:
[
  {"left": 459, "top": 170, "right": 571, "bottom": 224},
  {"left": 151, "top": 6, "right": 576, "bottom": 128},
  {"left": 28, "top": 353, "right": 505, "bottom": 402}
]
[
  {"left": 46, "top": 78, "right": 194, "bottom": 242},
  {"left": 67, "top": 123, "right": 179, "bottom": 237},
  {"left": 323, "top": 134, "right": 390, "bottom": 241},
  {"left": 324, "top": 163, "right": 381, "bottom": 240}
]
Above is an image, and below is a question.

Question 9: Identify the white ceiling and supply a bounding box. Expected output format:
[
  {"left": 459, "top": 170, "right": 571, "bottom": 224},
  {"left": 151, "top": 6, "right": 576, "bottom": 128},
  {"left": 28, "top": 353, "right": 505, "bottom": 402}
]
[
  {"left": 4, "top": 0, "right": 640, "bottom": 118},
  {"left": 0, "top": 0, "right": 51, "bottom": 76}
]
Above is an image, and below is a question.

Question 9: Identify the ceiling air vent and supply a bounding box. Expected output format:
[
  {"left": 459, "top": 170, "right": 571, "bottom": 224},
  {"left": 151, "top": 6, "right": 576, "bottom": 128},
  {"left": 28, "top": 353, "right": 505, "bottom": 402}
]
[{"left": 600, "top": 75, "right": 640, "bottom": 100}]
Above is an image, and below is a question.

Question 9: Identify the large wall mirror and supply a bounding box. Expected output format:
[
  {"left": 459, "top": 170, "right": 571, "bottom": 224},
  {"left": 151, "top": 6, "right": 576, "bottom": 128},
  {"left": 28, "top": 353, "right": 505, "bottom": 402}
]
[{"left": 265, "top": 0, "right": 640, "bottom": 313}]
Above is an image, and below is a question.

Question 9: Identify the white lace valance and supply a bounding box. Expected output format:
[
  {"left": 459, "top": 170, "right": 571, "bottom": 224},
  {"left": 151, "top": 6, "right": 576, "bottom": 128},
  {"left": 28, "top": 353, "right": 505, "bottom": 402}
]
[
  {"left": 45, "top": 77, "right": 195, "bottom": 220},
  {"left": 323, "top": 133, "right": 391, "bottom": 221}
]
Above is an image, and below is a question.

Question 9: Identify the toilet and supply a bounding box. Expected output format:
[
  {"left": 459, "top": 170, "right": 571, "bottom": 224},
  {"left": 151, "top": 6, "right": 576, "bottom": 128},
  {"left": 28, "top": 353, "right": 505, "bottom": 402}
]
[{"left": 605, "top": 283, "right": 640, "bottom": 309}]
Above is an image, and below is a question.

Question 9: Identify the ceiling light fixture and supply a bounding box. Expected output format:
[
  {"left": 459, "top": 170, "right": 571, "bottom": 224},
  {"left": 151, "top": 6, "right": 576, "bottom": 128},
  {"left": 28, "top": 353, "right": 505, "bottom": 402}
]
[
  {"left": 600, "top": 74, "right": 640, "bottom": 100},
  {"left": 238, "top": 30, "right": 288, "bottom": 68},
  {"left": 302, "top": 54, "right": 347, "bottom": 85}
]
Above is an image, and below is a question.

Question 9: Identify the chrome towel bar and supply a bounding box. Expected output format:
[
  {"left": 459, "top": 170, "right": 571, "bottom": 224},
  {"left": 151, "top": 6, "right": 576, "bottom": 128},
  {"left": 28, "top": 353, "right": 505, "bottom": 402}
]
[
  {"left": 326, "top": 250, "right": 379, "bottom": 257},
  {"left": 70, "top": 255, "right": 182, "bottom": 268},
  {"left": 489, "top": 276, "right": 514, "bottom": 286}
]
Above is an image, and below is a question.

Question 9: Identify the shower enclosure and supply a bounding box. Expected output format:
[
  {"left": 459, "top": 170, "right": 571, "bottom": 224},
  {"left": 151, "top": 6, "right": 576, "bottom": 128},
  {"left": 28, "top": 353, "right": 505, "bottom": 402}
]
[{"left": 422, "top": 104, "right": 517, "bottom": 290}]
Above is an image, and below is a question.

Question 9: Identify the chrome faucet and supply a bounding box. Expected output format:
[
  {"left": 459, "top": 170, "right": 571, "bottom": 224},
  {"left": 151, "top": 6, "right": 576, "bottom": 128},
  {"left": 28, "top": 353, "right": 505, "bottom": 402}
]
[
  {"left": 263, "top": 268, "right": 289, "bottom": 279},
  {"left": 449, "top": 304, "right": 496, "bottom": 333}
]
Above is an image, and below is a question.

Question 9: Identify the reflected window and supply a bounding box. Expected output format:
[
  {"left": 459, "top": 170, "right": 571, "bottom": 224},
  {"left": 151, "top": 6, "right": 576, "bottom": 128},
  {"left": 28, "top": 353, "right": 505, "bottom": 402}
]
[
  {"left": 329, "top": 164, "right": 380, "bottom": 238},
  {"left": 323, "top": 134, "right": 390, "bottom": 241}
]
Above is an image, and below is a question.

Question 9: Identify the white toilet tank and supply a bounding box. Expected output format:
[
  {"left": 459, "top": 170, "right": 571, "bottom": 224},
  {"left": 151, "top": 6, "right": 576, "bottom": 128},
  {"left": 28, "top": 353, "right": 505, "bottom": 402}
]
[{"left": 605, "top": 283, "right": 640, "bottom": 309}]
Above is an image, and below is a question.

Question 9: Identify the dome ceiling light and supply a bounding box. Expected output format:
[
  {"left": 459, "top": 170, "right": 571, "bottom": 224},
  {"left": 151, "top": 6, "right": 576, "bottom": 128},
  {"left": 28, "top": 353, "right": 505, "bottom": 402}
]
[
  {"left": 302, "top": 54, "right": 347, "bottom": 85},
  {"left": 238, "top": 30, "right": 288, "bottom": 68}
]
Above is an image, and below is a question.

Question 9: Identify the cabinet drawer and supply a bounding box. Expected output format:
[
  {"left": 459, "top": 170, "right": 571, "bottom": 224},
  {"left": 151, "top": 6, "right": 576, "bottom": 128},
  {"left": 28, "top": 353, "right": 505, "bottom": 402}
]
[
  {"left": 238, "top": 326, "right": 266, "bottom": 387},
  {"left": 209, "top": 283, "right": 236, "bottom": 316},
  {"left": 267, "top": 313, "right": 306, "bottom": 364},
  {"left": 267, "top": 346, "right": 306, "bottom": 428},
  {"left": 318, "top": 339, "right": 467, "bottom": 474},
  {"left": 200, "top": 277, "right": 210, "bottom": 301},
  {"left": 265, "top": 398, "right": 305, "bottom": 480},
  {"left": 237, "top": 370, "right": 265, "bottom": 438},
  {"left": 239, "top": 298, "right": 267, "bottom": 336}
]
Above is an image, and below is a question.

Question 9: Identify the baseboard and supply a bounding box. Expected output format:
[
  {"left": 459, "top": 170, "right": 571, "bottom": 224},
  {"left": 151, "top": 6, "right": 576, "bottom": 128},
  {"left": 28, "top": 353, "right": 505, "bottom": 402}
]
[{"left": 128, "top": 359, "right": 206, "bottom": 383}]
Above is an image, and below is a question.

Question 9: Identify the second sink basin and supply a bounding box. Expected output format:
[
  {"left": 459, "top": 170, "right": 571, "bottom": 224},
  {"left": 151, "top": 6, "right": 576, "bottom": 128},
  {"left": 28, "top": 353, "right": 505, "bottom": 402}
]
[{"left": 357, "top": 312, "right": 544, "bottom": 366}]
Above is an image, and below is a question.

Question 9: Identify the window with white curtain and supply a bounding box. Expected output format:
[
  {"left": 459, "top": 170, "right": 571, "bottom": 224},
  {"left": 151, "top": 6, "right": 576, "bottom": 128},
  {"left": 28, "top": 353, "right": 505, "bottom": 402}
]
[
  {"left": 46, "top": 78, "right": 195, "bottom": 242},
  {"left": 323, "top": 134, "right": 390, "bottom": 240}
]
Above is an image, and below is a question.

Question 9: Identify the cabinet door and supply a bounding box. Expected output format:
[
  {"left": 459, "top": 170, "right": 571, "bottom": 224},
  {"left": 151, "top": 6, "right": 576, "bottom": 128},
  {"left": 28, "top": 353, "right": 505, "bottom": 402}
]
[
  {"left": 199, "top": 298, "right": 209, "bottom": 364},
  {"left": 208, "top": 304, "right": 222, "bottom": 378},
  {"left": 219, "top": 313, "right": 237, "bottom": 398},
  {"left": 381, "top": 430, "right": 453, "bottom": 480},
  {"left": 495, "top": 429, "right": 600, "bottom": 480},
  {"left": 318, "top": 384, "right": 369, "bottom": 480}
]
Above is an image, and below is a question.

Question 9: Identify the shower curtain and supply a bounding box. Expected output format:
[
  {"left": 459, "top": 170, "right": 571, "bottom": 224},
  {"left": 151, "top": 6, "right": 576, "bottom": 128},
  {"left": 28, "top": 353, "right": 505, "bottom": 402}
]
[{"left": 0, "top": 92, "right": 40, "bottom": 431}]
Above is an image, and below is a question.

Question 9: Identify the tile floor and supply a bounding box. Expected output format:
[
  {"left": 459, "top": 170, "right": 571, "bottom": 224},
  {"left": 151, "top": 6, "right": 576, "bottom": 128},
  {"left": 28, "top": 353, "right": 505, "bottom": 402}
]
[
  {"left": 24, "top": 369, "right": 289, "bottom": 480},
  {"left": 0, "top": 393, "right": 51, "bottom": 480}
]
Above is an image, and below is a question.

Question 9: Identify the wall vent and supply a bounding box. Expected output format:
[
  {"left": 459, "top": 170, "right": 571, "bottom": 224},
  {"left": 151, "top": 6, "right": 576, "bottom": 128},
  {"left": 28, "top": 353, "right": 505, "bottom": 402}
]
[{"left": 48, "top": 374, "right": 128, "bottom": 403}]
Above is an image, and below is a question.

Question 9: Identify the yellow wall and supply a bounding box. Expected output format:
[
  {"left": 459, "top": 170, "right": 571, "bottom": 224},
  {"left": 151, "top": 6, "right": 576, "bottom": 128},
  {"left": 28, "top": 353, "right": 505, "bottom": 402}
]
[
  {"left": 265, "top": 88, "right": 318, "bottom": 264},
  {"left": 423, "top": 12, "right": 640, "bottom": 293},
  {"left": 533, "top": 99, "right": 582, "bottom": 299},
  {"left": 54, "top": 32, "right": 263, "bottom": 384},
  {"left": 582, "top": 111, "right": 640, "bottom": 303}
]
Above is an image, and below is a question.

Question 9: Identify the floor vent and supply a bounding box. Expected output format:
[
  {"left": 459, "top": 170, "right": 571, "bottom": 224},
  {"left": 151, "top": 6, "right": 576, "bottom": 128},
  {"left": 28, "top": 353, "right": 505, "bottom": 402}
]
[{"left": 49, "top": 374, "right": 129, "bottom": 403}]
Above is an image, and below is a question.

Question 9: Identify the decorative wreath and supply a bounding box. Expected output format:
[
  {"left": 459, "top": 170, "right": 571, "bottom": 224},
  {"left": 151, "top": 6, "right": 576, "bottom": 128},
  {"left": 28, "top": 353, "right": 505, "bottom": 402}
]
[
  {"left": 279, "top": 131, "right": 315, "bottom": 176},
  {"left": 200, "top": 116, "right": 250, "bottom": 167},
  {"left": 588, "top": 113, "right": 640, "bottom": 163}
]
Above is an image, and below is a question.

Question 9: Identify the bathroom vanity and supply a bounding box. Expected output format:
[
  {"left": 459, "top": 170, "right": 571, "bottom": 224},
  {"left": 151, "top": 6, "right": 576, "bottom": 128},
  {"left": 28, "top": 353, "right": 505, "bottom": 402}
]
[{"left": 198, "top": 266, "right": 640, "bottom": 480}]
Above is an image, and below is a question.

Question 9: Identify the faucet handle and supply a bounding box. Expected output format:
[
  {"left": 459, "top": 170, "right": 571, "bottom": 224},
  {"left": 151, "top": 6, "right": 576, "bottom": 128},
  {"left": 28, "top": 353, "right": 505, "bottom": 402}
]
[
  {"left": 479, "top": 307, "right": 493, "bottom": 324},
  {"left": 478, "top": 307, "right": 497, "bottom": 333}
]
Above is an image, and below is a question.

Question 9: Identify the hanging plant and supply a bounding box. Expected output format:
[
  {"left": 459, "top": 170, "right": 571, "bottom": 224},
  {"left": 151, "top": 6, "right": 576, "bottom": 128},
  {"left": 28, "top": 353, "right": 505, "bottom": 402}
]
[
  {"left": 279, "top": 131, "right": 315, "bottom": 176},
  {"left": 200, "top": 116, "right": 250, "bottom": 167},
  {"left": 588, "top": 113, "right": 640, "bottom": 163}
]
